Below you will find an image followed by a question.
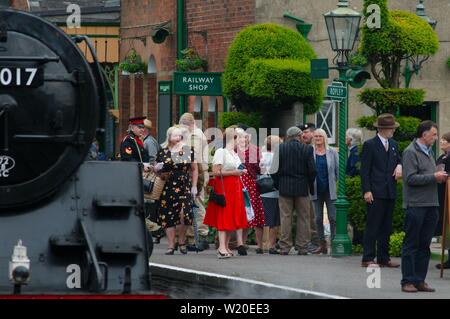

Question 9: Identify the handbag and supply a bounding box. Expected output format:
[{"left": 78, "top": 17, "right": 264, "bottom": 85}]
[
  {"left": 143, "top": 171, "right": 167, "bottom": 201},
  {"left": 256, "top": 174, "right": 275, "bottom": 194},
  {"left": 208, "top": 171, "right": 226, "bottom": 207},
  {"left": 142, "top": 171, "right": 156, "bottom": 194}
]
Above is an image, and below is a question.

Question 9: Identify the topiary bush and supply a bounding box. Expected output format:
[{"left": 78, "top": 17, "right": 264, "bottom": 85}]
[
  {"left": 389, "top": 232, "right": 405, "bottom": 257},
  {"left": 361, "top": 0, "right": 439, "bottom": 88},
  {"left": 358, "top": 88, "right": 424, "bottom": 114},
  {"left": 223, "top": 23, "right": 323, "bottom": 114},
  {"left": 346, "top": 177, "right": 405, "bottom": 235},
  {"left": 219, "top": 111, "right": 263, "bottom": 130},
  {"left": 349, "top": 51, "right": 369, "bottom": 67},
  {"left": 242, "top": 59, "right": 323, "bottom": 115}
]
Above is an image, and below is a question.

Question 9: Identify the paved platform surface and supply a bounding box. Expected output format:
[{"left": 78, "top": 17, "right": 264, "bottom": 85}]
[{"left": 150, "top": 239, "right": 450, "bottom": 299}]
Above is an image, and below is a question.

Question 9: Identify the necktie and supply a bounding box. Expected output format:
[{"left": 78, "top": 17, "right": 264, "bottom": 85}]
[{"left": 384, "top": 141, "right": 389, "bottom": 152}]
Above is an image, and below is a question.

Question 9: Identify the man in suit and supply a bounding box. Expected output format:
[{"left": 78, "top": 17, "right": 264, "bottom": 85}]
[
  {"left": 271, "top": 126, "right": 317, "bottom": 255},
  {"left": 360, "top": 113, "right": 402, "bottom": 267}
]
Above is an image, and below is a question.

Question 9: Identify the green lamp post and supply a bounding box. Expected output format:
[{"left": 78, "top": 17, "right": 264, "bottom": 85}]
[
  {"left": 404, "top": 0, "right": 437, "bottom": 88},
  {"left": 323, "top": 0, "right": 365, "bottom": 257}
]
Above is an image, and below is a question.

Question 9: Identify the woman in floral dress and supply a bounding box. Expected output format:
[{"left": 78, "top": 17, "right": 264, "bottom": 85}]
[
  {"left": 155, "top": 126, "right": 198, "bottom": 255},
  {"left": 236, "top": 128, "right": 265, "bottom": 254}
]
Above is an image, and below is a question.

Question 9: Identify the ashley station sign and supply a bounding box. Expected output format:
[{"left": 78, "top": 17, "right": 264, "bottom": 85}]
[{"left": 173, "top": 72, "right": 222, "bottom": 96}]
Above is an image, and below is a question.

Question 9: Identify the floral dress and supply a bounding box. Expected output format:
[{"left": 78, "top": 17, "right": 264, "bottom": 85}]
[
  {"left": 156, "top": 145, "right": 193, "bottom": 229},
  {"left": 238, "top": 145, "right": 265, "bottom": 228}
]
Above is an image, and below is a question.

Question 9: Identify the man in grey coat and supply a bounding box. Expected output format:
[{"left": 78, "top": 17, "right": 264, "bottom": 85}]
[
  {"left": 401, "top": 121, "right": 448, "bottom": 293},
  {"left": 143, "top": 119, "right": 161, "bottom": 165}
]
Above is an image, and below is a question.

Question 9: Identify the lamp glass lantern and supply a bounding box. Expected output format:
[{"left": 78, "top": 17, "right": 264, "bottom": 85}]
[
  {"left": 416, "top": 0, "right": 437, "bottom": 30},
  {"left": 324, "top": 0, "right": 362, "bottom": 64},
  {"left": 404, "top": 0, "right": 437, "bottom": 88}
]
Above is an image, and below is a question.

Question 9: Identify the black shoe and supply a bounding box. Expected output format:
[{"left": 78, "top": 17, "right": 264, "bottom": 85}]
[
  {"left": 435, "top": 261, "right": 450, "bottom": 269},
  {"left": 269, "top": 248, "right": 280, "bottom": 255},
  {"left": 237, "top": 245, "right": 247, "bottom": 256},
  {"left": 198, "top": 240, "right": 210, "bottom": 251},
  {"left": 153, "top": 237, "right": 161, "bottom": 244},
  {"left": 256, "top": 248, "right": 264, "bottom": 254},
  {"left": 187, "top": 244, "right": 201, "bottom": 252}
]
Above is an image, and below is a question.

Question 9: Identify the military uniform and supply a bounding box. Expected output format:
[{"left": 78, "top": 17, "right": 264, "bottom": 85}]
[
  {"left": 120, "top": 133, "right": 149, "bottom": 162},
  {"left": 120, "top": 117, "right": 150, "bottom": 162}
]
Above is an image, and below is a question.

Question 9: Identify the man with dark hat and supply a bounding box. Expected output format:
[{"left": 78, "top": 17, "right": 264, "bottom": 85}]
[
  {"left": 360, "top": 113, "right": 402, "bottom": 268},
  {"left": 120, "top": 116, "right": 150, "bottom": 163},
  {"left": 297, "top": 123, "right": 316, "bottom": 145},
  {"left": 297, "top": 123, "right": 321, "bottom": 252}
]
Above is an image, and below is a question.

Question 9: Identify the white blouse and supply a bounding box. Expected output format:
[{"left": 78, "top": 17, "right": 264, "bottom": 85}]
[
  {"left": 212, "top": 148, "right": 241, "bottom": 171},
  {"left": 260, "top": 151, "right": 274, "bottom": 174}
]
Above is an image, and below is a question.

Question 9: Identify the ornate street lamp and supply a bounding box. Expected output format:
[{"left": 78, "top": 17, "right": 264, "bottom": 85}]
[
  {"left": 404, "top": 0, "right": 437, "bottom": 88},
  {"left": 324, "top": 0, "right": 362, "bottom": 66},
  {"left": 324, "top": 0, "right": 364, "bottom": 257}
]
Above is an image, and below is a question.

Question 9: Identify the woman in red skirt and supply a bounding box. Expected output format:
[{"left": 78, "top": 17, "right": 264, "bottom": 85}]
[
  {"left": 204, "top": 127, "right": 248, "bottom": 258},
  {"left": 236, "top": 127, "right": 266, "bottom": 253}
]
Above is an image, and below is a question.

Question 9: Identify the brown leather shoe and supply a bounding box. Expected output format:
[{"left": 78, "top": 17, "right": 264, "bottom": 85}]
[
  {"left": 361, "top": 261, "right": 379, "bottom": 267},
  {"left": 416, "top": 282, "right": 435, "bottom": 292},
  {"left": 401, "top": 283, "right": 418, "bottom": 293},
  {"left": 379, "top": 261, "right": 400, "bottom": 268}
]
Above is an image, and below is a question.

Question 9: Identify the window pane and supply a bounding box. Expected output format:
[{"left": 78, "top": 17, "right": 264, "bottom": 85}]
[{"left": 315, "top": 101, "right": 336, "bottom": 145}]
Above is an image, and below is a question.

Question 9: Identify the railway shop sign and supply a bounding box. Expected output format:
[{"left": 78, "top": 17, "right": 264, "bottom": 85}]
[{"left": 174, "top": 72, "right": 222, "bottom": 96}]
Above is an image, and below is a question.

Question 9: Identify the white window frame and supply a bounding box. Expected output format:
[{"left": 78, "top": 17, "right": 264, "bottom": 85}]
[{"left": 315, "top": 100, "right": 337, "bottom": 145}]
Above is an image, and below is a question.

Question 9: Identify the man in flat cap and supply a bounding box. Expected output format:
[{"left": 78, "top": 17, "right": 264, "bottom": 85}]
[
  {"left": 360, "top": 113, "right": 402, "bottom": 268},
  {"left": 120, "top": 116, "right": 150, "bottom": 163},
  {"left": 271, "top": 126, "right": 317, "bottom": 255}
]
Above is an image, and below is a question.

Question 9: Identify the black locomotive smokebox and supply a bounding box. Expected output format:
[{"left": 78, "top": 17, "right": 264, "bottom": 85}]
[{"left": 0, "top": 9, "right": 99, "bottom": 209}]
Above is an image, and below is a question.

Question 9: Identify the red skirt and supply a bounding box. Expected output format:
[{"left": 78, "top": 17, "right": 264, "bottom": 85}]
[{"left": 204, "top": 176, "right": 248, "bottom": 231}]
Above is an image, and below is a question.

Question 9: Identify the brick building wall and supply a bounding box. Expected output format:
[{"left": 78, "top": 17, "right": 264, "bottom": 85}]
[
  {"left": 10, "top": 0, "right": 29, "bottom": 10},
  {"left": 186, "top": 0, "right": 255, "bottom": 72},
  {"left": 118, "top": 0, "right": 256, "bottom": 149}
]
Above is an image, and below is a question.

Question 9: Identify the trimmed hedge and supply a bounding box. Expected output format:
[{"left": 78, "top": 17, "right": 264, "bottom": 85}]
[
  {"left": 223, "top": 23, "right": 323, "bottom": 114},
  {"left": 362, "top": 3, "right": 439, "bottom": 58},
  {"left": 349, "top": 52, "right": 369, "bottom": 67},
  {"left": 361, "top": 1, "right": 439, "bottom": 88},
  {"left": 219, "top": 111, "right": 263, "bottom": 130},
  {"left": 389, "top": 232, "right": 405, "bottom": 257},
  {"left": 358, "top": 88, "right": 424, "bottom": 114},
  {"left": 242, "top": 59, "right": 323, "bottom": 114},
  {"left": 346, "top": 177, "right": 405, "bottom": 234}
]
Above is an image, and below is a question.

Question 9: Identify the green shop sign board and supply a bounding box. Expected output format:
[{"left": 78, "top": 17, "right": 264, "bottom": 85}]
[{"left": 173, "top": 72, "right": 222, "bottom": 96}]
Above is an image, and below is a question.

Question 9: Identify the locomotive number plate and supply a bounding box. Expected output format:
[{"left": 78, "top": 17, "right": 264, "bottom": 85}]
[{"left": 0, "top": 67, "right": 44, "bottom": 88}]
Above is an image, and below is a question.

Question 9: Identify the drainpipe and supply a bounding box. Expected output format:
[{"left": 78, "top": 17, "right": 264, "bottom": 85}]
[{"left": 177, "top": 0, "right": 186, "bottom": 118}]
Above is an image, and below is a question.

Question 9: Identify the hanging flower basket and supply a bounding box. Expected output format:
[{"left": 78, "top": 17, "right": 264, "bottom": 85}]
[
  {"left": 119, "top": 49, "right": 147, "bottom": 74},
  {"left": 176, "top": 48, "right": 208, "bottom": 72}
]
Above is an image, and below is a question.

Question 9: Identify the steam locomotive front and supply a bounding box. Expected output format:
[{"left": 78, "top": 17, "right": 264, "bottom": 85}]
[
  {"left": 0, "top": 9, "right": 150, "bottom": 295},
  {"left": 0, "top": 9, "right": 99, "bottom": 209}
]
